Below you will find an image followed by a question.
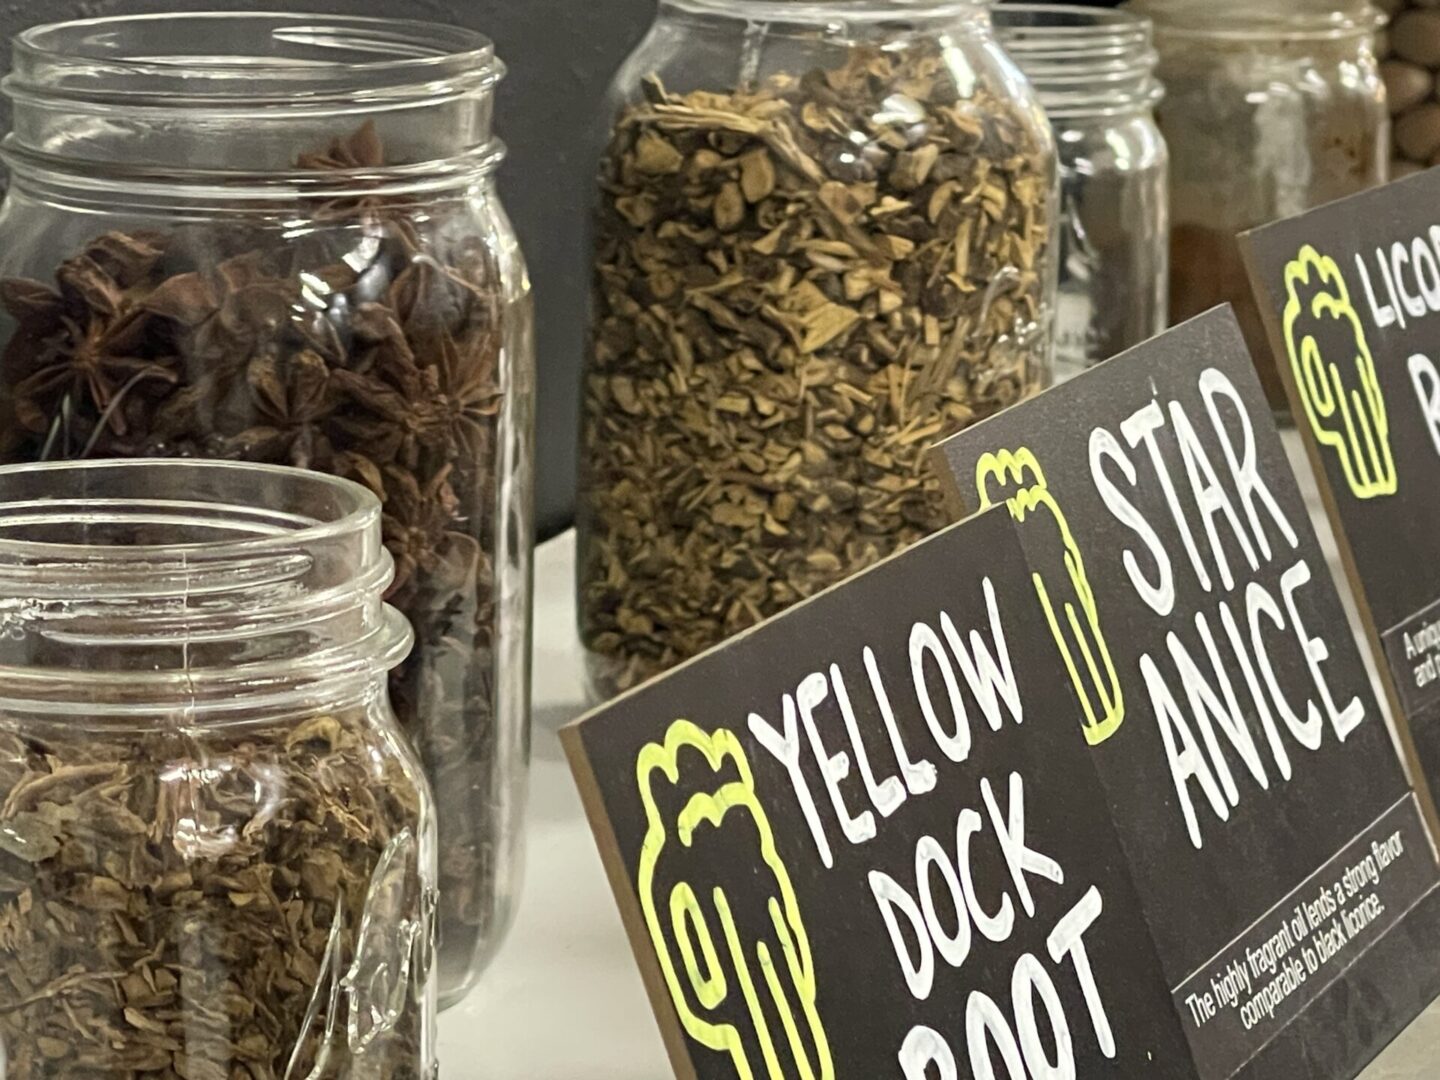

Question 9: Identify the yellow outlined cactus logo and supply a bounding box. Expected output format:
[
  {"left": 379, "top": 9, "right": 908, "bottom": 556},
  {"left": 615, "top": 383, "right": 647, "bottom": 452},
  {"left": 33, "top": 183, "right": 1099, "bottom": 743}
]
[
  {"left": 1283, "top": 245, "right": 1397, "bottom": 499},
  {"left": 637, "top": 720, "right": 833, "bottom": 1079},
  {"left": 977, "top": 448, "right": 1124, "bottom": 746}
]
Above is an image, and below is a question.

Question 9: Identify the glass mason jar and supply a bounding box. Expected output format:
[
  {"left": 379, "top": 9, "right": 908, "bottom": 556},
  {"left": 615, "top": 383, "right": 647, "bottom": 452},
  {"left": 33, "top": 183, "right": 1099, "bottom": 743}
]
[
  {"left": 0, "top": 459, "right": 435, "bottom": 1077},
  {"left": 0, "top": 13, "right": 534, "bottom": 1006},
  {"left": 1130, "top": 0, "right": 1388, "bottom": 410},
  {"left": 576, "top": 0, "right": 1059, "bottom": 698},
  {"left": 995, "top": 4, "right": 1168, "bottom": 379}
]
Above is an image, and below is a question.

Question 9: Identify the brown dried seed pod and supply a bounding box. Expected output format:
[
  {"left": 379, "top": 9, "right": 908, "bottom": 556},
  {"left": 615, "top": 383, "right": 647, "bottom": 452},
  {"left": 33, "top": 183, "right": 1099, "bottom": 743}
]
[
  {"left": 1383, "top": 59, "right": 1435, "bottom": 115},
  {"left": 1394, "top": 10, "right": 1440, "bottom": 67},
  {"left": 1397, "top": 101, "right": 1440, "bottom": 161}
]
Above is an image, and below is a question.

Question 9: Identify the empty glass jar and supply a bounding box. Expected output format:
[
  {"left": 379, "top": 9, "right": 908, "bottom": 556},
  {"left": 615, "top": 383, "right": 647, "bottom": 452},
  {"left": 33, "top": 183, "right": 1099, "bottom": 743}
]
[
  {"left": 996, "top": 4, "right": 1168, "bottom": 377},
  {"left": 576, "top": 0, "right": 1059, "bottom": 699},
  {"left": 0, "top": 460, "right": 435, "bottom": 1077},
  {"left": 1131, "top": 0, "right": 1388, "bottom": 409},
  {"left": 0, "top": 13, "right": 535, "bottom": 1006}
]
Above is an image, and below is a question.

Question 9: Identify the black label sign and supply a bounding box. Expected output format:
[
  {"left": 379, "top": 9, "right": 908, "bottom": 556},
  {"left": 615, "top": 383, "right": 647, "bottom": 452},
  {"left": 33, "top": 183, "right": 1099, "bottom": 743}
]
[
  {"left": 1242, "top": 168, "right": 1440, "bottom": 795},
  {"left": 1383, "top": 599, "right": 1440, "bottom": 723},
  {"left": 928, "top": 308, "right": 1440, "bottom": 1078},
  {"left": 564, "top": 510, "right": 1198, "bottom": 1080},
  {"left": 1168, "top": 793, "right": 1432, "bottom": 1079}
]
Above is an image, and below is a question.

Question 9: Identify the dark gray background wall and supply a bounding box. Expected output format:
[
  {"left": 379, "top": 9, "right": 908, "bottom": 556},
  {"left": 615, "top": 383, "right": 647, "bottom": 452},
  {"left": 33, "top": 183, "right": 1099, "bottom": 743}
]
[{"left": 0, "top": 0, "right": 1117, "bottom": 540}]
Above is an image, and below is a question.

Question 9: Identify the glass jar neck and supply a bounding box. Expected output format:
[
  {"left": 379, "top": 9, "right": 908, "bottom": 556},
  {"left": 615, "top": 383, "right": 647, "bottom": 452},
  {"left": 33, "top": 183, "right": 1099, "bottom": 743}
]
[
  {"left": 996, "top": 5, "right": 1160, "bottom": 120},
  {"left": 1128, "top": 0, "right": 1384, "bottom": 42},
  {"left": 0, "top": 460, "right": 410, "bottom": 718},
  {"left": 2, "top": 13, "right": 504, "bottom": 200}
]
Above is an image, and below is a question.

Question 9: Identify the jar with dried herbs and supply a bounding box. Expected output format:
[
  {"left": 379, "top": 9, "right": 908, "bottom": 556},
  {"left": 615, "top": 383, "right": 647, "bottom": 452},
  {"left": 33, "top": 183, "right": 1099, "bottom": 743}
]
[
  {"left": 1129, "top": 0, "right": 1388, "bottom": 411},
  {"left": 0, "top": 14, "right": 534, "bottom": 1007},
  {"left": 0, "top": 459, "right": 434, "bottom": 1076},
  {"left": 577, "top": 0, "right": 1059, "bottom": 697}
]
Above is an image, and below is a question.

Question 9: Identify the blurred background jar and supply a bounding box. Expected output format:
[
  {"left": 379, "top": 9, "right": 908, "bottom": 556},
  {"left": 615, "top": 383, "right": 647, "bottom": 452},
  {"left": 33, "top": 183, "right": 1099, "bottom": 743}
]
[
  {"left": 1130, "top": 0, "right": 1388, "bottom": 411},
  {"left": 1379, "top": 0, "right": 1440, "bottom": 178},
  {"left": 996, "top": 3, "right": 1168, "bottom": 377},
  {"left": 576, "top": 0, "right": 1060, "bottom": 699},
  {"left": 0, "top": 13, "right": 534, "bottom": 1007},
  {"left": 0, "top": 460, "right": 434, "bottom": 1077}
]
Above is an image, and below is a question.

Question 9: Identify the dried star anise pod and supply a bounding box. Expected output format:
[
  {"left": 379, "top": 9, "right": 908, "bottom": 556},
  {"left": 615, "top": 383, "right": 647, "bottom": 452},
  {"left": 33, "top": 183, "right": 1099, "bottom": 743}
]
[
  {"left": 228, "top": 348, "right": 339, "bottom": 468},
  {"left": 296, "top": 118, "right": 387, "bottom": 171},
  {"left": 329, "top": 359, "right": 447, "bottom": 472},
  {"left": 431, "top": 314, "right": 503, "bottom": 461},
  {"left": 5, "top": 235, "right": 183, "bottom": 451},
  {"left": 382, "top": 463, "right": 464, "bottom": 606}
]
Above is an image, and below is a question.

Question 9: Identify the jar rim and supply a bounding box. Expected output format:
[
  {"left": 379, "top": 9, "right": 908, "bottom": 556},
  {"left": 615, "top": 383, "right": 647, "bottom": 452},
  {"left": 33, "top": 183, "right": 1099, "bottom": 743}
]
[
  {"left": 3, "top": 12, "right": 507, "bottom": 200},
  {"left": 0, "top": 458, "right": 378, "bottom": 565},
  {"left": 8, "top": 12, "right": 502, "bottom": 107},
  {"left": 658, "top": 0, "right": 993, "bottom": 24},
  {"left": 0, "top": 460, "right": 412, "bottom": 716}
]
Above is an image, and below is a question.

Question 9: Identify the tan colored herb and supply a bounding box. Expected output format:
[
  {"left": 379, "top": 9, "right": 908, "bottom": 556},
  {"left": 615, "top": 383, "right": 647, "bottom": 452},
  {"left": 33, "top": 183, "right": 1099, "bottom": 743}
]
[
  {"left": 578, "top": 45, "right": 1054, "bottom": 696},
  {"left": 0, "top": 710, "right": 430, "bottom": 1077}
]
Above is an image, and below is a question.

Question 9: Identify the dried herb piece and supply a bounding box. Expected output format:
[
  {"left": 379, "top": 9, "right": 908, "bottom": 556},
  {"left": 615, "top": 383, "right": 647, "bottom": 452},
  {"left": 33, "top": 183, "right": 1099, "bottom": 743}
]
[
  {"left": 578, "top": 44, "right": 1054, "bottom": 695},
  {"left": 0, "top": 122, "right": 521, "bottom": 997},
  {"left": 0, "top": 709, "right": 431, "bottom": 1077}
]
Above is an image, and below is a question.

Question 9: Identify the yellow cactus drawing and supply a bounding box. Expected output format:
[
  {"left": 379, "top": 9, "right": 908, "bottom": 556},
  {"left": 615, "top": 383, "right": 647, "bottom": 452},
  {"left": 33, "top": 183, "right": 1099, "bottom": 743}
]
[
  {"left": 637, "top": 720, "right": 833, "bottom": 1080},
  {"left": 1283, "top": 245, "right": 1397, "bottom": 499},
  {"left": 977, "top": 448, "right": 1124, "bottom": 746}
]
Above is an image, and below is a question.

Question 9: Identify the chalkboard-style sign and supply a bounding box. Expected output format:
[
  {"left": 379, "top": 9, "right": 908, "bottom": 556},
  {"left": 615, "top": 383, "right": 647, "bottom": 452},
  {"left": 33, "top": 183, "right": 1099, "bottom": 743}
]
[
  {"left": 929, "top": 307, "right": 1440, "bottom": 1079},
  {"left": 1241, "top": 170, "right": 1440, "bottom": 814},
  {"left": 564, "top": 508, "right": 1200, "bottom": 1080}
]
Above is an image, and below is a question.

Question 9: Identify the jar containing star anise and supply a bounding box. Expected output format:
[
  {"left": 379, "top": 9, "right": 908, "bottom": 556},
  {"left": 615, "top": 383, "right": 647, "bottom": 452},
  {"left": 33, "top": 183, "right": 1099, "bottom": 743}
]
[{"left": 0, "top": 13, "right": 534, "bottom": 1008}]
